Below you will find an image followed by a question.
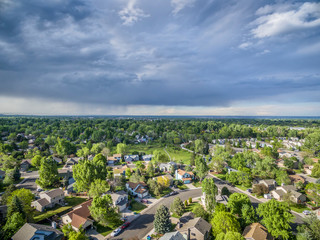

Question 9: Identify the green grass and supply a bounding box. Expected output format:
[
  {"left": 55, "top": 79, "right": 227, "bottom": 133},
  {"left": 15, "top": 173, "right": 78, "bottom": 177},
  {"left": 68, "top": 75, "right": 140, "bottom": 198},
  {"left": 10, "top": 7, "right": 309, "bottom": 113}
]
[
  {"left": 33, "top": 197, "right": 87, "bottom": 222},
  {"left": 215, "top": 174, "right": 226, "bottom": 181},
  {"left": 192, "top": 181, "right": 202, "bottom": 188},
  {"left": 185, "top": 202, "right": 198, "bottom": 212},
  {"left": 235, "top": 185, "right": 248, "bottom": 191},
  {"left": 94, "top": 222, "right": 114, "bottom": 236},
  {"left": 177, "top": 184, "right": 188, "bottom": 190},
  {"left": 130, "top": 200, "right": 147, "bottom": 213},
  {"left": 290, "top": 204, "right": 310, "bottom": 213},
  {"left": 165, "top": 147, "right": 193, "bottom": 164},
  {"left": 128, "top": 143, "right": 164, "bottom": 154},
  {"left": 151, "top": 187, "right": 173, "bottom": 199}
]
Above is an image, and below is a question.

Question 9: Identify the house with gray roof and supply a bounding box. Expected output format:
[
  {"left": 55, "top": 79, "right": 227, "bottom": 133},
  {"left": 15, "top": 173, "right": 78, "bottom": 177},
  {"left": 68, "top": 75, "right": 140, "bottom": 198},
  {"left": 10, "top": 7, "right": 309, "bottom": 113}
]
[
  {"left": 258, "top": 179, "right": 277, "bottom": 192},
  {"left": 175, "top": 212, "right": 211, "bottom": 240},
  {"left": 12, "top": 223, "right": 63, "bottom": 240},
  {"left": 271, "top": 185, "right": 306, "bottom": 204},
  {"left": 110, "top": 190, "right": 128, "bottom": 212},
  {"left": 32, "top": 188, "right": 65, "bottom": 212},
  {"left": 159, "top": 231, "right": 186, "bottom": 240}
]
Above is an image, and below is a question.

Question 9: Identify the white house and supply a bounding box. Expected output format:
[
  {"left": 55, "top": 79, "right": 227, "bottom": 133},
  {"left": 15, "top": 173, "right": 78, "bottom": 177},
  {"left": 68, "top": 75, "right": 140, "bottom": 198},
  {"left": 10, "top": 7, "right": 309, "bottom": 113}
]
[
  {"left": 175, "top": 169, "right": 194, "bottom": 184},
  {"left": 142, "top": 154, "right": 153, "bottom": 161},
  {"left": 159, "top": 161, "right": 177, "bottom": 172},
  {"left": 126, "top": 181, "right": 149, "bottom": 198}
]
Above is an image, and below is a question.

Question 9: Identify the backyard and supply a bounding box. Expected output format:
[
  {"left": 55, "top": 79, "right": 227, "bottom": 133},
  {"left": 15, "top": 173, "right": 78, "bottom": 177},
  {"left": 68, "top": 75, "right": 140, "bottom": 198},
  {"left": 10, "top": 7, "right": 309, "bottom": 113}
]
[{"left": 33, "top": 196, "right": 88, "bottom": 222}]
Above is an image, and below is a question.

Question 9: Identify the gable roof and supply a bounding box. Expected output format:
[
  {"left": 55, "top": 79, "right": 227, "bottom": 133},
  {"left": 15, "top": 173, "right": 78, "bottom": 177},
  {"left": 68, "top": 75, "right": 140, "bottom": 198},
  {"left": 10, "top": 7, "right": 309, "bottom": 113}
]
[
  {"left": 42, "top": 188, "right": 64, "bottom": 199},
  {"left": 178, "top": 214, "right": 211, "bottom": 237},
  {"left": 64, "top": 199, "right": 92, "bottom": 229},
  {"left": 159, "top": 231, "right": 185, "bottom": 240},
  {"left": 243, "top": 222, "right": 273, "bottom": 240},
  {"left": 12, "top": 223, "right": 63, "bottom": 240},
  {"left": 35, "top": 198, "right": 50, "bottom": 207},
  {"left": 177, "top": 169, "right": 193, "bottom": 177}
]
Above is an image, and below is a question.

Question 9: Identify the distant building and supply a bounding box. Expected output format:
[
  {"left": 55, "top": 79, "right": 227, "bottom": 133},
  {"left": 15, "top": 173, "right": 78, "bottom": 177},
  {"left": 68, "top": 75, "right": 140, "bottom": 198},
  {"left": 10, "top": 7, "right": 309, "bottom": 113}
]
[{"left": 20, "top": 159, "right": 32, "bottom": 172}]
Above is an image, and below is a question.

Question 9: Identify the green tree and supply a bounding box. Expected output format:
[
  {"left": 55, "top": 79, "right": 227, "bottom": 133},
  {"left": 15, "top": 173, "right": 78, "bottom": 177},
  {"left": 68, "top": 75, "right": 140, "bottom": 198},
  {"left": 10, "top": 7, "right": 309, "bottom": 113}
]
[
  {"left": 241, "top": 204, "right": 257, "bottom": 226},
  {"left": 89, "top": 195, "right": 121, "bottom": 227},
  {"left": 257, "top": 199, "right": 294, "bottom": 239},
  {"left": 116, "top": 143, "right": 128, "bottom": 155},
  {"left": 221, "top": 186, "right": 230, "bottom": 196},
  {"left": 192, "top": 204, "right": 208, "bottom": 220},
  {"left": 88, "top": 179, "right": 109, "bottom": 198},
  {"left": 304, "top": 132, "right": 320, "bottom": 154},
  {"left": 170, "top": 197, "right": 185, "bottom": 216},
  {"left": 154, "top": 205, "right": 171, "bottom": 234},
  {"left": 216, "top": 232, "right": 245, "bottom": 240},
  {"left": 62, "top": 224, "right": 88, "bottom": 240},
  {"left": 36, "top": 157, "right": 59, "bottom": 188},
  {"left": 195, "top": 139, "right": 205, "bottom": 154},
  {"left": 227, "top": 193, "right": 251, "bottom": 216},
  {"left": 202, "top": 178, "right": 218, "bottom": 214},
  {"left": 305, "top": 183, "right": 320, "bottom": 205},
  {"left": 226, "top": 171, "right": 239, "bottom": 185},
  {"left": 7, "top": 188, "right": 34, "bottom": 218},
  {"left": 153, "top": 150, "right": 169, "bottom": 164},
  {"left": 211, "top": 211, "right": 241, "bottom": 236},
  {"left": 3, "top": 212, "right": 25, "bottom": 239},
  {"left": 146, "top": 162, "right": 155, "bottom": 177},
  {"left": 7, "top": 195, "right": 25, "bottom": 219},
  {"left": 31, "top": 155, "right": 42, "bottom": 168},
  {"left": 195, "top": 156, "right": 208, "bottom": 181},
  {"left": 55, "top": 138, "right": 76, "bottom": 156},
  {"left": 125, "top": 168, "right": 132, "bottom": 178},
  {"left": 296, "top": 213, "right": 320, "bottom": 240},
  {"left": 311, "top": 163, "right": 320, "bottom": 178}
]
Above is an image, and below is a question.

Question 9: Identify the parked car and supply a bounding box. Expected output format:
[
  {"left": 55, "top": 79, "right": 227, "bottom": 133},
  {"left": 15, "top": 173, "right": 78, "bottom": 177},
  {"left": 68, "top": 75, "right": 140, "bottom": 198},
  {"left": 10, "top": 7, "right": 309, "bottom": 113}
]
[
  {"left": 170, "top": 191, "right": 178, "bottom": 196},
  {"left": 121, "top": 222, "right": 130, "bottom": 229},
  {"left": 141, "top": 199, "right": 148, "bottom": 204},
  {"left": 111, "top": 228, "right": 122, "bottom": 237},
  {"left": 246, "top": 189, "right": 252, "bottom": 193},
  {"left": 303, "top": 210, "right": 311, "bottom": 215}
]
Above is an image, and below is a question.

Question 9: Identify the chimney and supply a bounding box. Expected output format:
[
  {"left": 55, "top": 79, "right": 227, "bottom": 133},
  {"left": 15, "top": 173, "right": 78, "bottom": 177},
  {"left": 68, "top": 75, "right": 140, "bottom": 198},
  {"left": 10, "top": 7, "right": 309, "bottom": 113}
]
[{"left": 187, "top": 228, "right": 191, "bottom": 240}]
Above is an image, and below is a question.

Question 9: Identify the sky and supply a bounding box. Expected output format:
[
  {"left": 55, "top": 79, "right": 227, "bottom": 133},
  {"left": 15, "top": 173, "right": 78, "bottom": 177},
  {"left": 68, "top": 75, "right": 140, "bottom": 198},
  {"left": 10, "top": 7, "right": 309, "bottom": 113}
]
[{"left": 0, "top": 0, "right": 320, "bottom": 116}]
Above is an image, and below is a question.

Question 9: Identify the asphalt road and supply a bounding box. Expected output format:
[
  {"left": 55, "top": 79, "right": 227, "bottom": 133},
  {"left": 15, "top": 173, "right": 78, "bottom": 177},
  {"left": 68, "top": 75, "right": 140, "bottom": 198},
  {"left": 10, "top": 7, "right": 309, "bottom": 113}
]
[
  {"left": 16, "top": 177, "right": 38, "bottom": 193},
  {"left": 109, "top": 189, "right": 202, "bottom": 240}
]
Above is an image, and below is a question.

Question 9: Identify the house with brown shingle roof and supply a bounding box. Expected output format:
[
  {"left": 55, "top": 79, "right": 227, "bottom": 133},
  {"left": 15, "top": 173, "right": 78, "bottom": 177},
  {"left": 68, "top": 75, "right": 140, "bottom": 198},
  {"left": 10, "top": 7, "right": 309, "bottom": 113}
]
[
  {"left": 175, "top": 169, "right": 194, "bottom": 184},
  {"left": 126, "top": 181, "right": 149, "bottom": 198},
  {"left": 243, "top": 222, "right": 273, "bottom": 240},
  {"left": 61, "top": 199, "right": 93, "bottom": 231}
]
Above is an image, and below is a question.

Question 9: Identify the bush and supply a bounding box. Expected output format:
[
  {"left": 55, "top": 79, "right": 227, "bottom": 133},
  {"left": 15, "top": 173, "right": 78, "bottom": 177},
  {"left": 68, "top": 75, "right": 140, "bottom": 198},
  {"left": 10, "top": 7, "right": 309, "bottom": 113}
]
[
  {"left": 253, "top": 184, "right": 268, "bottom": 196},
  {"left": 184, "top": 200, "right": 188, "bottom": 207},
  {"left": 189, "top": 197, "right": 192, "bottom": 204}
]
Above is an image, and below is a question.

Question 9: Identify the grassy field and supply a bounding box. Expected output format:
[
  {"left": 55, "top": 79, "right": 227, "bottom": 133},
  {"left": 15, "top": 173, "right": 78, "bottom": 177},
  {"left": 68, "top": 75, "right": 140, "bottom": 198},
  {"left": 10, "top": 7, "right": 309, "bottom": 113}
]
[
  {"left": 127, "top": 144, "right": 193, "bottom": 164},
  {"left": 214, "top": 174, "right": 226, "bottom": 181},
  {"left": 235, "top": 185, "right": 248, "bottom": 191},
  {"left": 130, "top": 200, "right": 147, "bottom": 213},
  {"left": 33, "top": 197, "right": 87, "bottom": 222}
]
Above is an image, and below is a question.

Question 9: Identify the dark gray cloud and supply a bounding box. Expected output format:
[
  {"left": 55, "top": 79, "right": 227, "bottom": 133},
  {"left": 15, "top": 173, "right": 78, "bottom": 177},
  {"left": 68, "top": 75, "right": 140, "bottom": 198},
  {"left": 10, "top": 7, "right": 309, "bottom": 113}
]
[{"left": 0, "top": 0, "right": 320, "bottom": 111}]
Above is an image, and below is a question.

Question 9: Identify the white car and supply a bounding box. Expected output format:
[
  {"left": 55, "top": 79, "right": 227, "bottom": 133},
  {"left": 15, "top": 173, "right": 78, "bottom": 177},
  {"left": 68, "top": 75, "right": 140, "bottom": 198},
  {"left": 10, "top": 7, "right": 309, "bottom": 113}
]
[
  {"left": 303, "top": 210, "right": 311, "bottom": 215},
  {"left": 111, "top": 228, "right": 122, "bottom": 237}
]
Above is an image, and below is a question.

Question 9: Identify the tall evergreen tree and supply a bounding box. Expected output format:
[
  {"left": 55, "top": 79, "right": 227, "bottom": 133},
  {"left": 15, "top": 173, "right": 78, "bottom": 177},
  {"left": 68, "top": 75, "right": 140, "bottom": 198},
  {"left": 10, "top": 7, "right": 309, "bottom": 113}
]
[
  {"left": 154, "top": 205, "right": 171, "bottom": 234},
  {"left": 170, "top": 197, "right": 185, "bottom": 217},
  {"left": 202, "top": 178, "right": 218, "bottom": 213},
  {"left": 7, "top": 195, "right": 25, "bottom": 219}
]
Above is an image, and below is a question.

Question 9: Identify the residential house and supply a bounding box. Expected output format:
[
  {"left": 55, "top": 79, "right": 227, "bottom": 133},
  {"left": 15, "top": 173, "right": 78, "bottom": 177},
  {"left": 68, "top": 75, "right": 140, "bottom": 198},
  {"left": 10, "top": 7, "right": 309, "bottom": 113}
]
[
  {"left": 32, "top": 188, "right": 65, "bottom": 212},
  {"left": 113, "top": 165, "right": 128, "bottom": 177},
  {"left": 175, "top": 169, "right": 194, "bottom": 184},
  {"left": 107, "top": 156, "right": 119, "bottom": 165},
  {"left": 61, "top": 199, "right": 94, "bottom": 231},
  {"left": 242, "top": 222, "right": 273, "bottom": 240},
  {"left": 64, "top": 157, "right": 82, "bottom": 169},
  {"left": 52, "top": 156, "right": 62, "bottom": 164},
  {"left": 304, "top": 165, "right": 314, "bottom": 175},
  {"left": 142, "top": 154, "right": 153, "bottom": 161},
  {"left": 160, "top": 162, "right": 177, "bottom": 172},
  {"left": 271, "top": 185, "right": 306, "bottom": 204},
  {"left": 126, "top": 181, "right": 149, "bottom": 198},
  {"left": 258, "top": 179, "right": 277, "bottom": 192},
  {"left": 110, "top": 190, "right": 128, "bottom": 212},
  {"left": 175, "top": 212, "right": 212, "bottom": 240},
  {"left": 159, "top": 231, "right": 185, "bottom": 240},
  {"left": 20, "top": 159, "right": 32, "bottom": 172},
  {"left": 124, "top": 155, "right": 139, "bottom": 163},
  {"left": 113, "top": 154, "right": 123, "bottom": 161},
  {"left": 12, "top": 223, "right": 63, "bottom": 240}
]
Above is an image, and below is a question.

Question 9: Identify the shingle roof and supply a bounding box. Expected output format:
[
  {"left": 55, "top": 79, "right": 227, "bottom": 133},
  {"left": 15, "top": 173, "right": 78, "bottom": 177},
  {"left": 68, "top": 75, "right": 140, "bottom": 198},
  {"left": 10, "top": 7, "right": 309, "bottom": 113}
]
[
  {"left": 35, "top": 198, "right": 50, "bottom": 207},
  {"left": 43, "top": 188, "right": 64, "bottom": 199},
  {"left": 64, "top": 199, "right": 92, "bottom": 229},
  {"left": 243, "top": 222, "right": 273, "bottom": 240},
  {"left": 12, "top": 223, "right": 63, "bottom": 240},
  {"left": 159, "top": 231, "right": 185, "bottom": 240}
]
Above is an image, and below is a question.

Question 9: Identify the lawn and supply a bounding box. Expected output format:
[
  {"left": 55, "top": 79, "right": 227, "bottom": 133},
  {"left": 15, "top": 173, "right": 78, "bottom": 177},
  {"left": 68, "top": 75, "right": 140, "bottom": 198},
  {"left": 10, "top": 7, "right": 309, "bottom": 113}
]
[
  {"left": 290, "top": 204, "right": 310, "bottom": 213},
  {"left": 94, "top": 223, "right": 114, "bottom": 236},
  {"left": 185, "top": 202, "right": 198, "bottom": 212},
  {"left": 177, "top": 184, "right": 188, "bottom": 190},
  {"left": 150, "top": 187, "right": 173, "bottom": 199},
  {"left": 128, "top": 143, "right": 164, "bottom": 155},
  {"left": 130, "top": 200, "right": 147, "bottom": 213},
  {"left": 165, "top": 147, "right": 193, "bottom": 164},
  {"left": 192, "top": 181, "right": 202, "bottom": 188},
  {"left": 215, "top": 174, "right": 226, "bottom": 181},
  {"left": 235, "top": 185, "right": 248, "bottom": 191},
  {"left": 33, "top": 197, "right": 87, "bottom": 222}
]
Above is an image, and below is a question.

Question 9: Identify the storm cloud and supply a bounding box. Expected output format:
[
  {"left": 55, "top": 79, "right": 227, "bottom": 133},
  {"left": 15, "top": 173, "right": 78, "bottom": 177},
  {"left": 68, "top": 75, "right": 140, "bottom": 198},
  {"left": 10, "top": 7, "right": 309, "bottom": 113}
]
[{"left": 0, "top": 0, "right": 320, "bottom": 114}]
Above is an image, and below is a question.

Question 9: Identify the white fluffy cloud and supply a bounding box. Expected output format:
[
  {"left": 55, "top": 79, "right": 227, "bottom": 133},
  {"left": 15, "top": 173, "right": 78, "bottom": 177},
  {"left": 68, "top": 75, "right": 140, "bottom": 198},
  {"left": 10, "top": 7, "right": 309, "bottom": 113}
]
[
  {"left": 252, "top": 2, "right": 320, "bottom": 38},
  {"left": 119, "top": 0, "right": 149, "bottom": 26}
]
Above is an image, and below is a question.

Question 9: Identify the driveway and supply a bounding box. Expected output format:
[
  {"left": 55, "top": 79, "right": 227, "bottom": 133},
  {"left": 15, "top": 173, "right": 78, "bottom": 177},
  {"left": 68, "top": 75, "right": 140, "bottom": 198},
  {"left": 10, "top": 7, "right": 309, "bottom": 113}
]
[{"left": 86, "top": 229, "right": 105, "bottom": 240}]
